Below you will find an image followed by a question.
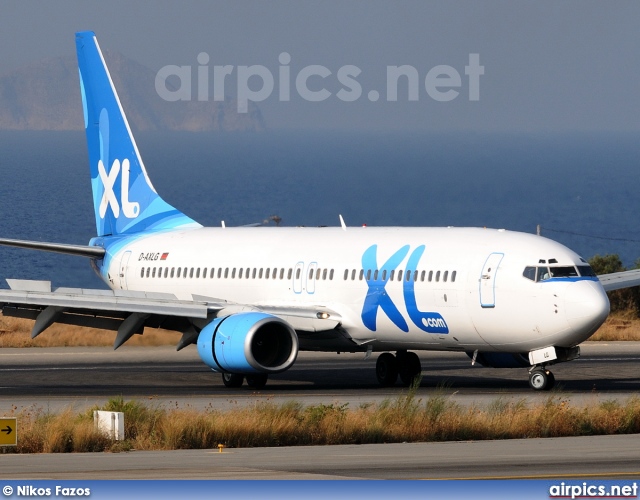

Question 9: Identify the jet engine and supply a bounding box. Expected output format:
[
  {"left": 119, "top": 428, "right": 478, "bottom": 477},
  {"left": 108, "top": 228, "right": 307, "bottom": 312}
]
[{"left": 197, "top": 312, "right": 298, "bottom": 374}]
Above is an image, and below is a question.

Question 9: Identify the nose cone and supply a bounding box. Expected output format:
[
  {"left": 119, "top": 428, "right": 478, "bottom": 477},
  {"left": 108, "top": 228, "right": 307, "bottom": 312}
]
[{"left": 564, "top": 280, "right": 610, "bottom": 340}]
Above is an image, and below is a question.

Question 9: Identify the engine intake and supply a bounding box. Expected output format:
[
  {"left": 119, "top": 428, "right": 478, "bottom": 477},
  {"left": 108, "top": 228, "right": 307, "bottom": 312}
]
[{"left": 197, "top": 312, "right": 298, "bottom": 374}]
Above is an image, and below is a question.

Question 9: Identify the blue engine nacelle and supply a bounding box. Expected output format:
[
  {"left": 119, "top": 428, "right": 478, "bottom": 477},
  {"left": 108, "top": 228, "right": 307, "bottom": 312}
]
[
  {"left": 466, "top": 351, "right": 531, "bottom": 368},
  {"left": 197, "top": 312, "right": 298, "bottom": 374}
]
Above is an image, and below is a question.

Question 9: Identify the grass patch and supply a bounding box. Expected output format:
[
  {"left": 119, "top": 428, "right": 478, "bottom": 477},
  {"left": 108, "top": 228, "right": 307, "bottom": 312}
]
[
  {"left": 3, "top": 393, "right": 640, "bottom": 453},
  {"left": 0, "top": 315, "right": 181, "bottom": 347}
]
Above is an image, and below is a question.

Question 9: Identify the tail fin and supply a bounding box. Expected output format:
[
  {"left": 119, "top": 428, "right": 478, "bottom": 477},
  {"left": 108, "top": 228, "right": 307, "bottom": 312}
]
[{"left": 75, "top": 31, "right": 200, "bottom": 237}]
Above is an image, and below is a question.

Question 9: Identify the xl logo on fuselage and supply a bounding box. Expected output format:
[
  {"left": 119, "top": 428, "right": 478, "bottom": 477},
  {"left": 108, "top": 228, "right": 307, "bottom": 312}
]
[
  {"left": 98, "top": 158, "right": 140, "bottom": 219},
  {"left": 361, "top": 244, "right": 449, "bottom": 334}
]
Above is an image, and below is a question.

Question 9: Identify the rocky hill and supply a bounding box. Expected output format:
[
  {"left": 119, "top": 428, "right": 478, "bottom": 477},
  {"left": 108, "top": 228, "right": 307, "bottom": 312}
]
[{"left": 0, "top": 51, "right": 265, "bottom": 132}]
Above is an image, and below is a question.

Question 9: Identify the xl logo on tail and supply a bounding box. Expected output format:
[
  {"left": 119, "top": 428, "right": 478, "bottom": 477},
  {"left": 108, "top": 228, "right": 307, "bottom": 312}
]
[{"left": 98, "top": 159, "right": 140, "bottom": 219}]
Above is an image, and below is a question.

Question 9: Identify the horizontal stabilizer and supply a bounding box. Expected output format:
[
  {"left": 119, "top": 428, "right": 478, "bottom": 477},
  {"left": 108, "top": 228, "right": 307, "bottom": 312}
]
[{"left": 0, "top": 238, "right": 105, "bottom": 259}]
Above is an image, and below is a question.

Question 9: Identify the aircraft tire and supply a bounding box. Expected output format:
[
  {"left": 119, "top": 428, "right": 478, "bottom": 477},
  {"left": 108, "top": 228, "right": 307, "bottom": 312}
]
[
  {"left": 528, "top": 368, "right": 554, "bottom": 391},
  {"left": 398, "top": 351, "right": 422, "bottom": 387},
  {"left": 222, "top": 373, "right": 244, "bottom": 388},
  {"left": 246, "top": 373, "right": 268, "bottom": 389},
  {"left": 376, "top": 353, "right": 399, "bottom": 387}
]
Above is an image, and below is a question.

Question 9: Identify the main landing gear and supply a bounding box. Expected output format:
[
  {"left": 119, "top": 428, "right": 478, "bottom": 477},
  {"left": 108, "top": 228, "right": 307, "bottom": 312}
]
[
  {"left": 528, "top": 367, "right": 555, "bottom": 391},
  {"left": 376, "top": 350, "right": 422, "bottom": 387},
  {"left": 221, "top": 373, "right": 269, "bottom": 389}
]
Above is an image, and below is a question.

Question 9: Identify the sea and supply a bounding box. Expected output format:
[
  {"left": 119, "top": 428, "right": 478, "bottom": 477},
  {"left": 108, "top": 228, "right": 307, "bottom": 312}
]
[{"left": 0, "top": 130, "right": 638, "bottom": 290}]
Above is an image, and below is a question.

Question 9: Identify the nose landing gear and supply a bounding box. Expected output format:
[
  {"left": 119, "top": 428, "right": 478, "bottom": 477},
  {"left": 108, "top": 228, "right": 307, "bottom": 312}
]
[{"left": 528, "top": 367, "right": 556, "bottom": 391}]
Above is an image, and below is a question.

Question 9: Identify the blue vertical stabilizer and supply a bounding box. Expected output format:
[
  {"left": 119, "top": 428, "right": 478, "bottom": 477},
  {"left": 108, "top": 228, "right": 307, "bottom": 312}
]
[{"left": 75, "top": 31, "right": 201, "bottom": 237}]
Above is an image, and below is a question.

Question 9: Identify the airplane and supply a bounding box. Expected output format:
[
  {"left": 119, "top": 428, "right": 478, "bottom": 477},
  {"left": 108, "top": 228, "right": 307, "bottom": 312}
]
[{"left": 0, "top": 31, "right": 639, "bottom": 392}]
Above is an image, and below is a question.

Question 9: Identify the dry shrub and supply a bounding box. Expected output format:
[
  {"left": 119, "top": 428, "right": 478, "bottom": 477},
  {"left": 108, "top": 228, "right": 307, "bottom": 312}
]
[
  {"left": 0, "top": 315, "right": 180, "bottom": 347},
  {"left": 6, "top": 394, "right": 640, "bottom": 453},
  {"left": 590, "top": 313, "right": 640, "bottom": 341}
]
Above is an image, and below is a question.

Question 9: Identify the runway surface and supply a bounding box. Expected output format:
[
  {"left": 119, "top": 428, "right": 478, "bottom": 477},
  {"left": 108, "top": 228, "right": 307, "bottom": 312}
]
[
  {"left": 0, "top": 342, "right": 638, "bottom": 412},
  {"left": 0, "top": 434, "right": 639, "bottom": 480},
  {"left": 0, "top": 342, "right": 638, "bottom": 479}
]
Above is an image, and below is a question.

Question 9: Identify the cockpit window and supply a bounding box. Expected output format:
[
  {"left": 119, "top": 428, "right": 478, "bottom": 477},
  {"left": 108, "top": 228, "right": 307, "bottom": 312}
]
[
  {"left": 537, "top": 267, "right": 551, "bottom": 281},
  {"left": 577, "top": 265, "right": 597, "bottom": 277},
  {"left": 549, "top": 266, "right": 579, "bottom": 278},
  {"left": 524, "top": 264, "right": 591, "bottom": 282},
  {"left": 523, "top": 266, "right": 536, "bottom": 281}
]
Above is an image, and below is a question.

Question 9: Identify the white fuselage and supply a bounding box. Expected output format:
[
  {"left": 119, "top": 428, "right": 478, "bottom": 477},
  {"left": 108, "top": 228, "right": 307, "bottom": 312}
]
[{"left": 99, "top": 226, "right": 609, "bottom": 354}]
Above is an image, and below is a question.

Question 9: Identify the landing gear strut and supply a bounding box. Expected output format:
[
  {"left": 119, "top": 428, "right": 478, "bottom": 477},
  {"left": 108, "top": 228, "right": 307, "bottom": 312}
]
[
  {"left": 375, "top": 351, "right": 422, "bottom": 387},
  {"left": 528, "top": 367, "right": 555, "bottom": 391}
]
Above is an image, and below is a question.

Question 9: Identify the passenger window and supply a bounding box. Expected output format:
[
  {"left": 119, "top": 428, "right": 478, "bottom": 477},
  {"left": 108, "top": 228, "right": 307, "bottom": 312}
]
[
  {"left": 295, "top": 268, "right": 300, "bottom": 279},
  {"left": 366, "top": 270, "right": 372, "bottom": 280},
  {"left": 390, "top": 270, "right": 395, "bottom": 281},
  {"left": 413, "top": 271, "right": 418, "bottom": 282},
  {"left": 435, "top": 271, "right": 440, "bottom": 282},
  {"left": 140, "top": 268, "right": 145, "bottom": 278},
  {"left": 267, "top": 268, "right": 271, "bottom": 279},
  {"left": 428, "top": 271, "right": 433, "bottom": 282},
  {"left": 273, "top": 268, "right": 277, "bottom": 280},
  {"left": 405, "top": 270, "right": 411, "bottom": 282},
  {"left": 382, "top": 270, "right": 387, "bottom": 281},
  {"left": 210, "top": 268, "right": 215, "bottom": 279},
  {"left": 171, "top": 267, "right": 175, "bottom": 278},
  {"left": 451, "top": 271, "right": 457, "bottom": 283},
  {"left": 316, "top": 268, "right": 321, "bottom": 280},
  {"left": 443, "top": 271, "right": 448, "bottom": 282},
  {"left": 247, "top": 268, "right": 251, "bottom": 279},
  {"left": 329, "top": 269, "right": 334, "bottom": 280},
  {"left": 164, "top": 268, "right": 169, "bottom": 278},
  {"left": 322, "top": 269, "right": 327, "bottom": 280},
  {"left": 196, "top": 268, "right": 201, "bottom": 279},
  {"left": 253, "top": 268, "right": 257, "bottom": 279},
  {"left": 307, "top": 269, "right": 312, "bottom": 280},
  {"left": 177, "top": 267, "right": 181, "bottom": 278},
  {"left": 359, "top": 270, "right": 364, "bottom": 281},
  {"left": 351, "top": 269, "right": 356, "bottom": 280},
  {"left": 238, "top": 268, "right": 243, "bottom": 279},
  {"left": 259, "top": 268, "right": 264, "bottom": 279},
  {"left": 280, "top": 269, "right": 284, "bottom": 279},
  {"left": 287, "top": 268, "right": 292, "bottom": 280},
  {"left": 190, "top": 268, "right": 194, "bottom": 278},
  {"left": 202, "top": 267, "right": 207, "bottom": 278},
  {"left": 420, "top": 270, "right": 425, "bottom": 282},
  {"left": 397, "top": 270, "right": 403, "bottom": 281},
  {"left": 224, "top": 268, "right": 229, "bottom": 278},
  {"left": 374, "top": 270, "right": 378, "bottom": 280},
  {"left": 217, "top": 268, "right": 222, "bottom": 278},
  {"left": 344, "top": 269, "right": 349, "bottom": 280},
  {"left": 152, "top": 268, "right": 156, "bottom": 278}
]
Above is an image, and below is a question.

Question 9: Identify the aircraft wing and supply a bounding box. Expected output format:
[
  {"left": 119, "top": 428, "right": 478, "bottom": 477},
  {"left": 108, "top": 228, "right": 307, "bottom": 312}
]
[
  {"left": 598, "top": 270, "right": 640, "bottom": 292},
  {"left": 0, "top": 279, "right": 342, "bottom": 350}
]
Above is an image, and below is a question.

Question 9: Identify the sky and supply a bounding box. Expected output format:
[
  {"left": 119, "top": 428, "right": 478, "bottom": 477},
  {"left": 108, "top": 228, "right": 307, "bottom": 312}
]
[{"left": 1, "top": 1, "right": 639, "bottom": 132}]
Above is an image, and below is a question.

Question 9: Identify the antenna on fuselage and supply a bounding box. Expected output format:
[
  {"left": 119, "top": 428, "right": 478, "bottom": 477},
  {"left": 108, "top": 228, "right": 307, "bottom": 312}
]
[{"left": 339, "top": 214, "right": 347, "bottom": 231}]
